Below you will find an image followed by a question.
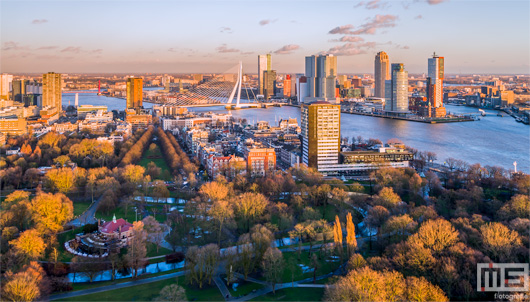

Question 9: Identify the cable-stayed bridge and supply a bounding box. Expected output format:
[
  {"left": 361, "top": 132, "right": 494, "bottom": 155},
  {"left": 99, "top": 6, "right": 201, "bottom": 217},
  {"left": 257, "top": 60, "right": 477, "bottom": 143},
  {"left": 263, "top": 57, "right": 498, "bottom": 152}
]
[{"left": 160, "top": 62, "right": 281, "bottom": 109}]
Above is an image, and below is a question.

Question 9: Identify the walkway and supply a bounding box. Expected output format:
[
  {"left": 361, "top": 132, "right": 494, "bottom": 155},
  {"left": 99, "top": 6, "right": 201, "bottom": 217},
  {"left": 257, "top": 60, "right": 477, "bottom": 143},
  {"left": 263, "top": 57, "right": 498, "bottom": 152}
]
[{"left": 67, "top": 195, "right": 103, "bottom": 227}]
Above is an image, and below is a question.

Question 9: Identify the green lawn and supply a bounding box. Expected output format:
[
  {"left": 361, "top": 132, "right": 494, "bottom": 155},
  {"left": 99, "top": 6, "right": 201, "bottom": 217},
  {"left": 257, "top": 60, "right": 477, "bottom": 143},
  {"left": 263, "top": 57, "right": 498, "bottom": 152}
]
[
  {"left": 145, "top": 242, "right": 173, "bottom": 258},
  {"left": 225, "top": 277, "right": 264, "bottom": 297},
  {"left": 96, "top": 206, "right": 137, "bottom": 224},
  {"left": 260, "top": 250, "right": 341, "bottom": 284},
  {"left": 56, "top": 276, "right": 223, "bottom": 301},
  {"left": 139, "top": 144, "right": 173, "bottom": 181},
  {"left": 73, "top": 201, "right": 92, "bottom": 216},
  {"left": 56, "top": 228, "right": 83, "bottom": 262},
  {"left": 249, "top": 287, "right": 325, "bottom": 301}
]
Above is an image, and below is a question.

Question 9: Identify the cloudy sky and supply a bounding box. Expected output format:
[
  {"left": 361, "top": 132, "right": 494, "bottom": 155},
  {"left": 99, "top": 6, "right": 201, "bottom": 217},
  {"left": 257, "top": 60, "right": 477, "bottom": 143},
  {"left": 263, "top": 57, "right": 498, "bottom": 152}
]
[{"left": 1, "top": 0, "right": 529, "bottom": 74}]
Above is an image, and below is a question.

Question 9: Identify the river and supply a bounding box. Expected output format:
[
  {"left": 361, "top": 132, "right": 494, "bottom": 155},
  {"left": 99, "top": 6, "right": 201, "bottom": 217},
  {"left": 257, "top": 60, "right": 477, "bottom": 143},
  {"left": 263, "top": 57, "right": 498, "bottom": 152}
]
[{"left": 62, "top": 92, "right": 530, "bottom": 173}]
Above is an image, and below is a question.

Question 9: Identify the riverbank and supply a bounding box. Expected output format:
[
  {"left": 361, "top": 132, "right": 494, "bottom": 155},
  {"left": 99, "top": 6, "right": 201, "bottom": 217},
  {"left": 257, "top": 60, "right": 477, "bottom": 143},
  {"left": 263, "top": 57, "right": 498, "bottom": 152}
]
[{"left": 341, "top": 109, "right": 475, "bottom": 124}]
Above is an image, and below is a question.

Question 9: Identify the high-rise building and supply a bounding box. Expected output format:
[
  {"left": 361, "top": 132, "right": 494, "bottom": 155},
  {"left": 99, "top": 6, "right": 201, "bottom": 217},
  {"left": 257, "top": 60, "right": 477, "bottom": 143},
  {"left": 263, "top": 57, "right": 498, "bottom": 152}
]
[
  {"left": 12, "top": 80, "right": 27, "bottom": 103},
  {"left": 427, "top": 53, "right": 444, "bottom": 108},
  {"left": 374, "top": 51, "right": 390, "bottom": 98},
  {"left": 0, "top": 74, "right": 14, "bottom": 100},
  {"left": 258, "top": 54, "right": 272, "bottom": 96},
  {"left": 283, "top": 75, "right": 292, "bottom": 97},
  {"left": 263, "top": 70, "right": 276, "bottom": 100},
  {"left": 384, "top": 63, "right": 409, "bottom": 112},
  {"left": 126, "top": 77, "right": 143, "bottom": 109},
  {"left": 42, "top": 72, "right": 62, "bottom": 111},
  {"left": 301, "top": 101, "right": 340, "bottom": 170},
  {"left": 303, "top": 55, "right": 337, "bottom": 102}
]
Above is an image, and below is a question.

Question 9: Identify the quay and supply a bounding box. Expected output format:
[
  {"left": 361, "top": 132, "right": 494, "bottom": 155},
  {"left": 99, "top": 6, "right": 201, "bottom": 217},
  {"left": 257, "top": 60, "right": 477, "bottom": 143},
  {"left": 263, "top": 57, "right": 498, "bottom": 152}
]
[{"left": 341, "top": 109, "right": 475, "bottom": 124}]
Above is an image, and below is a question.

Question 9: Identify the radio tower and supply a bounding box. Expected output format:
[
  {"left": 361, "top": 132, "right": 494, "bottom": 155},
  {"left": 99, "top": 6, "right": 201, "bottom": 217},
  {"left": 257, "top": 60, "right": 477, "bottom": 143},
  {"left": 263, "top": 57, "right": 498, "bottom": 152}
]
[{"left": 98, "top": 80, "right": 101, "bottom": 95}]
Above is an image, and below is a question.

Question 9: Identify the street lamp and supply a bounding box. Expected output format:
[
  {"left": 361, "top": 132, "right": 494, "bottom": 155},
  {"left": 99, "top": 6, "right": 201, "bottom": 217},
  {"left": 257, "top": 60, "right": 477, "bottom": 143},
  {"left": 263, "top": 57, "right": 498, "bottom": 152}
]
[{"left": 134, "top": 207, "right": 138, "bottom": 222}]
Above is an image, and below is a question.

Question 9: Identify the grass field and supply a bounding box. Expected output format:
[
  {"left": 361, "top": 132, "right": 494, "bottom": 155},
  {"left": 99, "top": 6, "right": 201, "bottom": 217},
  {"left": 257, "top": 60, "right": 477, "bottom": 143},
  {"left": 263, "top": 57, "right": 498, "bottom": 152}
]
[
  {"left": 249, "top": 287, "right": 325, "bottom": 301},
  {"left": 95, "top": 206, "right": 137, "bottom": 223},
  {"left": 56, "top": 276, "right": 223, "bottom": 301},
  {"left": 56, "top": 228, "right": 82, "bottom": 262},
  {"left": 225, "top": 277, "right": 264, "bottom": 297},
  {"left": 139, "top": 143, "right": 173, "bottom": 181},
  {"left": 260, "top": 250, "right": 341, "bottom": 284},
  {"left": 73, "top": 201, "right": 92, "bottom": 216}
]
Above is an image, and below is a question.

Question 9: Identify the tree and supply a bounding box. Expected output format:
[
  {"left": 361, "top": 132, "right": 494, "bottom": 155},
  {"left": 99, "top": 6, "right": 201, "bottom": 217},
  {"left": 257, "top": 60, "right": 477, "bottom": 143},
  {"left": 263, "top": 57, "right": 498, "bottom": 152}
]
[
  {"left": 233, "top": 192, "right": 269, "bottom": 232},
  {"left": 209, "top": 199, "right": 234, "bottom": 246},
  {"left": 9, "top": 229, "right": 45, "bottom": 261},
  {"left": 74, "top": 256, "right": 105, "bottom": 283},
  {"left": 333, "top": 215, "right": 343, "bottom": 259},
  {"left": 364, "top": 206, "right": 389, "bottom": 246},
  {"left": 346, "top": 212, "right": 357, "bottom": 257},
  {"left": 408, "top": 219, "right": 459, "bottom": 254},
  {"left": 122, "top": 165, "right": 146, "bottom": 185},
  {"left": 287, "top": 257, "right": 300, "bottom": 287},
  {"left": 126, "top": 221, "right": 148, "bottom": 278},
  {"left": 480, "top": 222, "right": 522, "bottom": 262},
  {"left": 384, "top": 214, "right": 416, "bottom": 240},
  {"left": 374, "top": 187, "right": 401, "bottom": 209},
  {"left": 185, "top": 244, "right": 219, "bottom": 288},
  {"left": 142, "top": 216, "right": 164, "bottom": 253},
  {"left": 45, "top": 168, "right": 76, "bottom": 193},
  {"left": 262, "top": 247, "right": 284, "bottom": 294},
  {"left": 154, "top": 284, "right": 187, "bottom": 302},
  {"left": 199, "top": 181, "right": 229, "bottom": 202},
  {"left": 406, "top": 276, "right": 449, "bottom": 302},
  {"left": 31, "top": 192, "right": 74, "bottom": 234},
  {"left": 237, "top": 234, "right": 254, "bottom": 280},
  {"left": 152, "top": 180, "right": 170, "bottom": 203},
  {"left": 2, "top": 269, "right": 41, "bottom": 302},
  {"left": 498, "top": 194, "right": 529, "bottom": 221}
]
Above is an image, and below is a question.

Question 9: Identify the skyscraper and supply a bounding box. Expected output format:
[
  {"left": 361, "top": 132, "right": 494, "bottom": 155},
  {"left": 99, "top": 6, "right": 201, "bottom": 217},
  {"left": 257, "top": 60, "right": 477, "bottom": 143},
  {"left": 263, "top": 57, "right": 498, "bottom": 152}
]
[
  {"left": 0, "top": 73, "right": 13, "bottom": 100},
  {"left": 12, "top": 79, "right": 27, "bottom": 103},
  {"left": 283, "top": 75, "right": 292, "bottom": 97},
  {"left": 42, "top": 72, "right": 62, "bottom": 111},
  {"left": 301, "top": 101, "right": 340, "bottom": 170},
  {"left": 384, "top": 63, "right": 409, "bottom": 112},
  {"left": 263, "top": 70, "right": 277, "bottom": 100},
  {"left": 427, "top": 53, "right": 444, "bottom": 108},
  {"left": 126, "top": 77, "right": 143, "bottom": 109},
  {"left": 304, "top": 54, "right": 337, "bottom": 102},
  {"left": 374, "top": 51, "right": 390, "bottom": 98},
  {"left": 258, "top": 54, "right": 272, "bottom": 96}
]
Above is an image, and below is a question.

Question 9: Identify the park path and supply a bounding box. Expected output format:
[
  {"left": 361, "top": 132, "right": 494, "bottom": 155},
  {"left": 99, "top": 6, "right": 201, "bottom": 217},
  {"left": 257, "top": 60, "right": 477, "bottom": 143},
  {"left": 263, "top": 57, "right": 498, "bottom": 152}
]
[
  {"left": 66, "top": 195, "right": 104, "bottom": 227},
  {"left": 49, "top": 270, "right": 185, "bottom": 301}
]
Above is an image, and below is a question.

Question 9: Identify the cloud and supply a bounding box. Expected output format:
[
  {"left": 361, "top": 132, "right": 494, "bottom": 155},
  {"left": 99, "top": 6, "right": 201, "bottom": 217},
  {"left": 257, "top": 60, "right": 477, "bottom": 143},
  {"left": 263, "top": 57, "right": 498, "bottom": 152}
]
[
  {"left": 90, "top": 49, "right": 103, "bottom": 54},
  {"left": 354, "top": 0, "right": 389, "bottom": 9},
  {"left": 259, "top": 19, "right": 277, "bottom": 26},
  {"left": 32, "top": 19, "right": 48, "bottom": 24},
  {"left": 330, "top": 36, "right": 365, "bottom": 43},
  {"left": 427, "top": 0, "right": 448, "bottom": 4},
  {"left": 2, "top": 41, "right": 26, "bottom": 51},
  {"left": 241, "top": 51, "right": 254, "bottom": 55},
  {"left": 37, "top": 46, "right": 58, "bottom": 50},
  {"left": 402, "top": 45, "right": 410, "bottom": 49},
  {"left": 220, "top": 27, "right": 233, "bottom": 33},
  {"left": 60, "top": 46, "right": 81, "bottom": 53},
  {"left": 273, "top": 44, "right": 300, "bottom": 55},
  {"left": 415, "top": 14, "right": 423, "bottom": 19},
  {"left": 350, "top": 14, "right": 398, "bottom": 35},
  {"left": 321, "top": 41, "right": 376, "bottom": 56},
  {"left": 329, "top": 24, "right": 355, "bottom": 35},
  {"left": 216, "top": 44, "right": 240, "bottom": 53},
  {"left": 168, "top": 48, "right": 178, "bottom": 52}
]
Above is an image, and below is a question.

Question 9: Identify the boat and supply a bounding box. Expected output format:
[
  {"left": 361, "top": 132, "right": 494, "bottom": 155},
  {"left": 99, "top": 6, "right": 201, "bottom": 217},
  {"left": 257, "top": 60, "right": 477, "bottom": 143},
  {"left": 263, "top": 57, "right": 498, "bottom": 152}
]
[
  {"left": 516, "top": 118, "right": 522, "bottom": 123},
  {"left": 497, "top": 113, "right": 503, "bottom": 117}
]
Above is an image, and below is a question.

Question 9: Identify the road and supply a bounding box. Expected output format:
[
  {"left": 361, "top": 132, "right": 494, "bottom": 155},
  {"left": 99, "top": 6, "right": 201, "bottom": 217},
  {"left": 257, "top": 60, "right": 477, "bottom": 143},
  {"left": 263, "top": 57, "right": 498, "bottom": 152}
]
[{"left": 67, "top": 195, "right": 103, "bottom": 227}]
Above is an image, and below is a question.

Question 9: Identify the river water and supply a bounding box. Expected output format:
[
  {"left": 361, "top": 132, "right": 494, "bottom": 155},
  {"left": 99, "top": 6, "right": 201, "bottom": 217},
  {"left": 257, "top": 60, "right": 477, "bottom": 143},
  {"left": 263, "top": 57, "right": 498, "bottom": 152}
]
[{"left": 62, "top": 92, "right": 530, "bottom": 173}]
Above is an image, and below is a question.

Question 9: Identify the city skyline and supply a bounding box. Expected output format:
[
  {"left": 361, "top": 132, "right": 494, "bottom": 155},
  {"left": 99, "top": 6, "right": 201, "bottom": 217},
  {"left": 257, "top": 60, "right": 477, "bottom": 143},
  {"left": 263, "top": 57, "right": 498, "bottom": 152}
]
[{"left": 1, "top": 0, "right": 529, "bottom": 74}]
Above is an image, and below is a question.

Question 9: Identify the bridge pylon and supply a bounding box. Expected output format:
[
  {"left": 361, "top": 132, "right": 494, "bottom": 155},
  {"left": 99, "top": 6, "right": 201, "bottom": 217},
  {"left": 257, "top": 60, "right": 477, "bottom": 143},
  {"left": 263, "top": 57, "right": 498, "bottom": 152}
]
[{"left": 226, "top": 61, "right": 243, "bottom": 109}]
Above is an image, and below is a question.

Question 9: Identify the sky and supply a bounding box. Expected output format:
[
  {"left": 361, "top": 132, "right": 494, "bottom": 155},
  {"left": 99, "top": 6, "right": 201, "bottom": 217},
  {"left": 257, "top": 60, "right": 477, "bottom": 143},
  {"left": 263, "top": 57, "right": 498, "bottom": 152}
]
[{"left": 1, "top": 0, "right": 529, "bottom": 74}]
